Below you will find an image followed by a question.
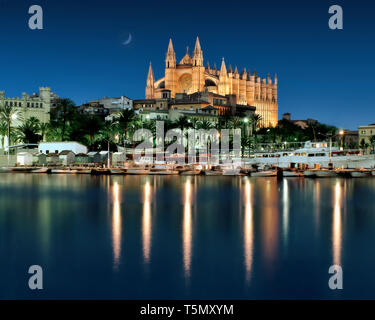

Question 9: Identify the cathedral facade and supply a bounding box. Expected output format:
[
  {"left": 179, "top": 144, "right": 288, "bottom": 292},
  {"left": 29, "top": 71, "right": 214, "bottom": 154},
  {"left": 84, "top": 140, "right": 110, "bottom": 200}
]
[{"left": 145, "top": 37, "right": 278, "bottom": 127}]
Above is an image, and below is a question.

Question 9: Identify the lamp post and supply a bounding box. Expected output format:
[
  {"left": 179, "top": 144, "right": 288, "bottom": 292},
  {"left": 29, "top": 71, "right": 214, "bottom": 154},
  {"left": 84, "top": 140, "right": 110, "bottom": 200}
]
[
  {"left": 7, "top": 114, "right": 17, "bottom": 167},
  {"left": 339, "top": 129, "right": 345, "bottom": 151}
]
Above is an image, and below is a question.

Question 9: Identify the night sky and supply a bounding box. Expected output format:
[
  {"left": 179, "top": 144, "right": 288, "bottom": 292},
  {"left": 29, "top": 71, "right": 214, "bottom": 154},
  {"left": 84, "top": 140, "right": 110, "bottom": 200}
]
[{"left": 0, "top": 0, "right": 374, "bottom": 129}]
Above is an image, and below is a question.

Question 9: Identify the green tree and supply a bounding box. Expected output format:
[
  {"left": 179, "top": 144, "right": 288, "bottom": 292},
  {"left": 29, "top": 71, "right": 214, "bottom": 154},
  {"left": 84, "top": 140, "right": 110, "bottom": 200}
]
[
  {"left": 197, "top": 119, "right": 214, "bottom": 130},
  {"left": 0, "top": 105, "right": 23, "bottom": 149},
  {"left": 51, "top": 98, "right": 77, "bottom": 141},
  {"left": 0, "top": 120, "right": 7, "bottom": 149},
  {"left": 16, "top": 117, "right": 41, "bottom": 144},
  {"left": 117, "top": 109, "right": 136, "bottom": 144},
  {"left": 173, "top": 115, "right": 192, "bottom": 131}
]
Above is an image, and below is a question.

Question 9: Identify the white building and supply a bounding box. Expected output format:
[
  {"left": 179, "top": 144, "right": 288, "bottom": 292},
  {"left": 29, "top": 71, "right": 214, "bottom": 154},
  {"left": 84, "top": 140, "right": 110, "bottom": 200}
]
[
  {"left": 17, "top": 152, "right": 33, "bottom": 166},
  {"left": 38, "top": 142, "right": 87, "bottom": 155}
]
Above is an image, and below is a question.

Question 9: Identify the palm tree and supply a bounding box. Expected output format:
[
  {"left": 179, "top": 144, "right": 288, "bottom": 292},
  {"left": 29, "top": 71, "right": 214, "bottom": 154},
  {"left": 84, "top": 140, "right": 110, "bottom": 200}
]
[
  {"left": 117, "top": 109, "right": 136, "bottom": 144},
  {"left": 16, "top": 117, "right": 41, "bottom": 144},
  {"left": 38, "top": 122, "right": 50, "bottom": 142},
  {"left": 197, "top": 119, "right": 214, "bottom": 130},
  {"left": 173, "top": 116, "right": 192, "bottom": 131},
  {"left": 0, "top": 121, "right": 7, "bottom": 149},
  {"left": 52, "top": 98, "right": 77, "bottom": 141},
  {"left": 0, "top": 105, "right": 23, "bottom": 149}
]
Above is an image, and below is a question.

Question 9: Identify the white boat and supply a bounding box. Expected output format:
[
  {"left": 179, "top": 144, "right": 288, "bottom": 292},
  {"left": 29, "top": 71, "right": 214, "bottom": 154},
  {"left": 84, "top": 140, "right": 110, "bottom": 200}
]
[
  {"left": 283, "top": 170, "right": 304, "bottom": 177},
  {"left": 222, "top": 168, "right": 241, "bottom": 176},
  {"left": 251, "top": 170, "right": 277, "bottom": 177},
  {"left": 148, "top": 170, "right": 179, "bottom": 175},
  {"left": 110, "top": 168, "right": 126, "bottom": 175},
  {"left": 350, "top": 170, "right": 372, "bottom": 178},
  {"left": 304, "top": 170, "right": 316, "bottom": 177},
  {"left": 315, "top": 170, "right": 337, "bottom": 178},
  {"left": 51, "top": 169, "right": 78, "bottom": 174},
  {"left": 243, "top": 141, "right": 375, "bottom": 169},
  {"left": 126, "top": 169, "right": 150, "bottom": 175},
  {"left": 32, "top": 168, "right": 51, "bottom": 173},
  {"left": 203, "top": 169, "right": 223, "bottom": 176},
  {"left": 180, "top": 170, "right": 201, "bottom": 176}
]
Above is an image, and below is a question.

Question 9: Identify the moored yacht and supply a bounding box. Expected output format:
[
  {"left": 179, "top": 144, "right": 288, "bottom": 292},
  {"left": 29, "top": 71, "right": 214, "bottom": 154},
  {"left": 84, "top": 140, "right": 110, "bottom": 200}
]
[{"left": 243, "top": 141, "right": 375, "bottom": 169}]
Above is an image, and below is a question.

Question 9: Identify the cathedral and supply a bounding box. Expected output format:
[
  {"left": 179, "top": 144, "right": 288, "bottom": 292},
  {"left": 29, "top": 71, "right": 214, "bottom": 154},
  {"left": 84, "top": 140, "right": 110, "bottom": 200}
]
[{"left": 145, "top": 37, "right": 278, "bottom": 127}]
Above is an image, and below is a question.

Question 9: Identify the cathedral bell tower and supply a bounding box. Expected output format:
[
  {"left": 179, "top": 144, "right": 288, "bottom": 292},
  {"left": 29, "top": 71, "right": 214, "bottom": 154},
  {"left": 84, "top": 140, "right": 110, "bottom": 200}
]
[
  {"left": 165, "top": 38, "right": 177, "bottom": 97},
  {"left": 191, "top": 36, "right": 205, "bottom": 93}
]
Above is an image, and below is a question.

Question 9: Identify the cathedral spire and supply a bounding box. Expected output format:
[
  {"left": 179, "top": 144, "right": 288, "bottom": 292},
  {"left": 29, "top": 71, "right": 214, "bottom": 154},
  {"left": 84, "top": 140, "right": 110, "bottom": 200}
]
[
  {"left": 228, "top": 65, "right": 233, "bottom": 74},
  {"left": 147, "top": 62, "right": 154, "bottom": 79},
  {"left": 220, "top": 57, "right": 227, "bottom": 76},
  {"left": 166, "top": 38, "right": 176, "bottom": 68},
  {"left": 167, "top": 38, "right": 174, "bottom": 53},
  {"left": 193, "top": 36, "right": 203, "bottom": 67},
  {"left": 145, "top": 62, "right": 155, "bottom": 99},
  {"left": 241, "top": 68, "right": 247, "bottom": 80}
]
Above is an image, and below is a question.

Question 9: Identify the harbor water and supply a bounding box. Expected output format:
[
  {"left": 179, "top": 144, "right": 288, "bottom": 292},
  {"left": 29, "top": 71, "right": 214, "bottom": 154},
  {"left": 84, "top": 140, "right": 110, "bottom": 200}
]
[{"left": 1, "top": 173, "right": 375, "bottom": 299}]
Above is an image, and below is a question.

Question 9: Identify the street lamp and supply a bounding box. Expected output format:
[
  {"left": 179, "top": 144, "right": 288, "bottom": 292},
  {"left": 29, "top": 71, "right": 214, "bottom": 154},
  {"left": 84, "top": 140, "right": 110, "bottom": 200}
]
[
  {"left": 7, "top": 114, "right": 18, "bottom": 167},
  {"left": 339, "top": 130, "right": 345, "bottom": 150}
]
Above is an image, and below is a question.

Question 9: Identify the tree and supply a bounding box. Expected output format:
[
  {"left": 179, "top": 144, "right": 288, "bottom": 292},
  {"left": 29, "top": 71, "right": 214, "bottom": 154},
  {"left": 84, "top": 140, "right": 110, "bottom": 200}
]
[
  {"left": 173, "top": 115, "right": 192, "bottom": 131},
  {"left": 117, "top": 109, "right": 136, "bottom": 144},
  {"left": 0, "top": 105, "right": 23, "bottom": 149},
  {"left": 38, "top": 122, "right": 50, "bottom": 142},
  {"left": 0, "top": 120, "right": 7, "bottom": 149},
  {"left": 16, "top": 117, "right": 41, "bottom": 144},
  {"left": 51, "top": 98, "right": 77, "bottom": 141},
  {"left": 197, "top": 119, "right": 214, "bottom": 130}
]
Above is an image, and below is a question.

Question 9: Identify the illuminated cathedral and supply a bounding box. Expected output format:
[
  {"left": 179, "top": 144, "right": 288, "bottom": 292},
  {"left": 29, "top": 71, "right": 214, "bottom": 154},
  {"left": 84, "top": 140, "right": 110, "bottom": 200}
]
[{"left": 145, "top": 37, "right": 278, "bottom": 127}]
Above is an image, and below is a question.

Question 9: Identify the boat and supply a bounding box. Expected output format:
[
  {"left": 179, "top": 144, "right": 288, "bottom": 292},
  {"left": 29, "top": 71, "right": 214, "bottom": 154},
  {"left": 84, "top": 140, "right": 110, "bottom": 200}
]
[
  {"left": 51, "top": 169, "right": 78, "bottom": 174},
  {"left": 350, "top": 169, "right": 372, "bottom": 178},
  {"left": 148, "top": 169, "right": 180, "bottom": 175},
  {"left": 315, "top": 170, "right": 338, "bottom": 178},
  {"left": 203, "top": 169, "right": 223, "bottom": 176},
  {"left": 243, "top": 141, "right": 375, "bottom": 169},
  {"left": 283, "top": 170, "right": 304, "bottom": 177},
  {"left": 180, "top": 170, "right": 201, "bottom": 176},
  {"left": 10, "top": 167, "right": 34, "bottom": 173},
  {"left": 304, "top": 170, "right": 317, "bottom": 178},
  {"left": 91, "top": 168, "right": 111, "bottom": 175},
  {"left": 110, "top": 168, "right": 126, "bottom": 175},
  {"left": 126, "top": 169, "right": 150, "bottom": 175},
  {"left": 222, "top": 168, "right": 241, "bottom": 176},
  {"left": 32, "top": 168, "right": 51, "bottom": 173},
  {"left": 251, "top": 169, "right": 278, "bottom": 177},
  {"left": 76, "top": 169, "right": 92, "bottom": 174},
  {"left": 372, "top": 170, "right": 375, "bottom": 176}
]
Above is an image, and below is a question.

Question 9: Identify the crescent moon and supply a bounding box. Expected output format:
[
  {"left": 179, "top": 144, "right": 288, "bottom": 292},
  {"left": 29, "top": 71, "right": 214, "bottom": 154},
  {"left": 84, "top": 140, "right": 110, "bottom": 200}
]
[{"left": 123, "top": 33, "right": 132, "bottom": 45}]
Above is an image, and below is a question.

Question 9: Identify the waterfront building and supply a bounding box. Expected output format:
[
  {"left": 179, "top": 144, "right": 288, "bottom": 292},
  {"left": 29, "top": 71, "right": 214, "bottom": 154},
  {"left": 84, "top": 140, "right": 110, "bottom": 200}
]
[
  {"left": 134, "top": 90, "right": 255, "bottom": 126},
  {"left": 39, "top": 141, "right": 88, "bottom": 155},
  {"left": 358, "top": 123, "right": 375, "bottom": 152},
  {"left": 145, "top": 37, "right": 278, "bottom": 127},
  {"left": 59, "top": 150, "right": 76, "bottom": 166},
  {"left": 0, "top": 87, "right": 52, "bottom": 125},
  {"left": 16, "top": 152, "right": 33, "bottom": 166}
]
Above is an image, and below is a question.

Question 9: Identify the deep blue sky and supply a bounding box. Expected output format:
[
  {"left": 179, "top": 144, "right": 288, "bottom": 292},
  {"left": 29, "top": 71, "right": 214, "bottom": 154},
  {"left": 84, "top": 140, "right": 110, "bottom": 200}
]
[{"left": 0, "top": 0, "right": 374, "bottom": 129}]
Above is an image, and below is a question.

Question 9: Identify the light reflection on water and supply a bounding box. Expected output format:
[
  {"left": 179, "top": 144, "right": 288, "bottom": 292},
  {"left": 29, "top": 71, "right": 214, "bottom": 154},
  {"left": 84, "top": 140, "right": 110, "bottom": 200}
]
[
  {"left": 112, "top": 182, "right": 122, "bottom": 270},
  {"left": 183, "top": 178, "right": 192, "bottom": 280},
  {"left": 142, "top": 179, "right": 152, "bottom": 265},
  {"left": 1, "top": 173, "right": 375, "bottom": 299},
  {"left": 243, "top": 178, "right": 253, "bottom": 283}
]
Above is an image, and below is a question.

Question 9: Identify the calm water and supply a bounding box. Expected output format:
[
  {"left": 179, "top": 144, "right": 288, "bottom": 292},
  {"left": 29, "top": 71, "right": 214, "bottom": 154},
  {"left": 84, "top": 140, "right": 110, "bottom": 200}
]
[{"left": 1, "top": 173, "right": 375, "bottom": 299}]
